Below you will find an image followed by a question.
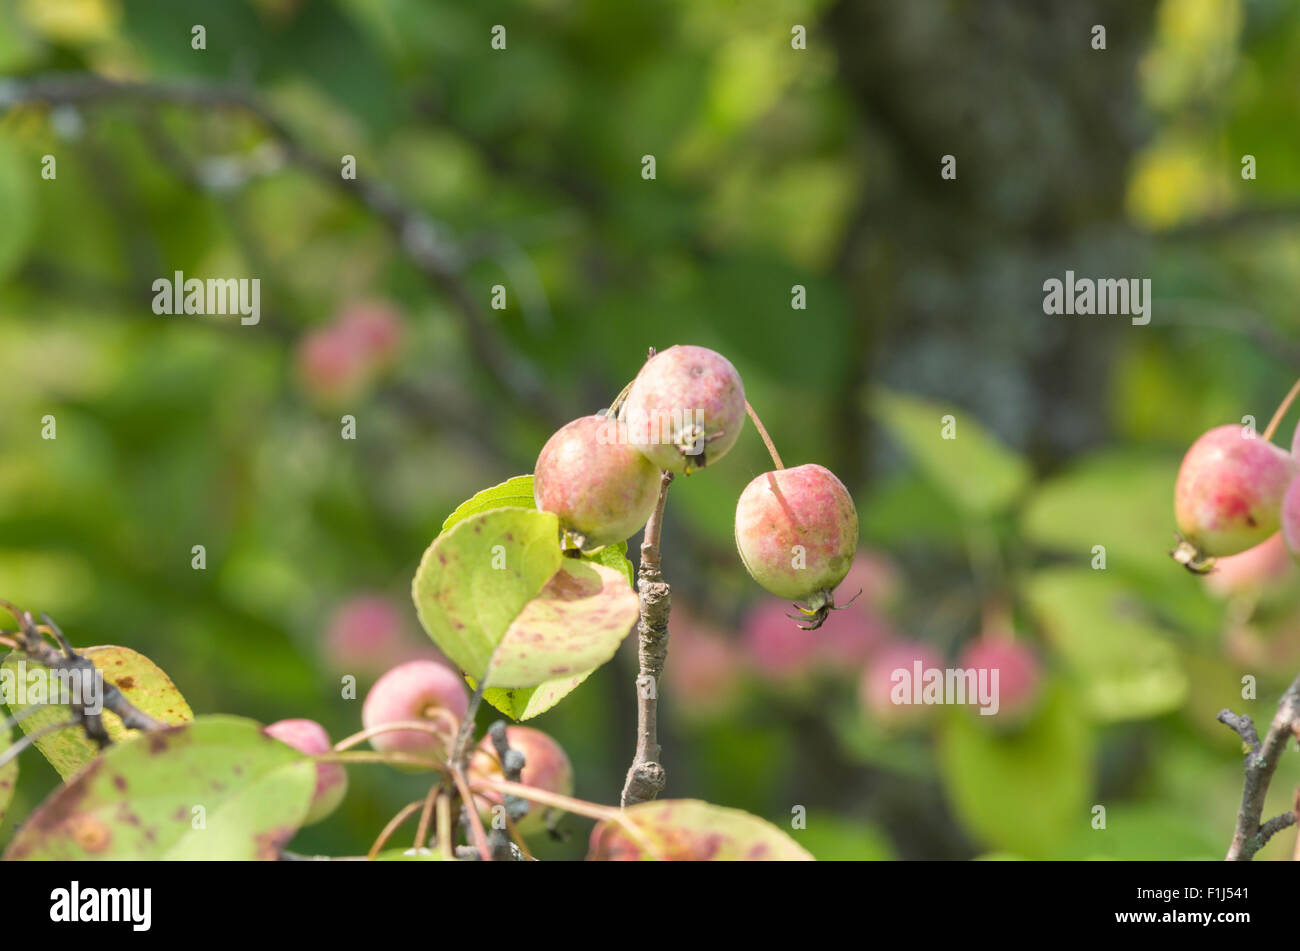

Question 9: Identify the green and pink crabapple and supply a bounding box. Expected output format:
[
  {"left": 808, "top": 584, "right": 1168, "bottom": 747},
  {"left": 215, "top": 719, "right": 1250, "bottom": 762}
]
[
  {"left": 734, "top": 464, "right": 859, "bottom": 629},
  {"left": 468, "top": 726, "right": 573, "bottom": 834},
  {"left": 362, "top": 659, "right": 468, "bottom": 759},
  {"left": 621, "top": 344, "right": 747, "bottom": 473},
  {"left": 1173, "top": 424, "right": 1295, "bottom": 570},
  {"left": 263, "top": 719, "right": 347, "bottom": 825},
  {"left": 533, "top": 415, "right": 661, "bottom": 551}
]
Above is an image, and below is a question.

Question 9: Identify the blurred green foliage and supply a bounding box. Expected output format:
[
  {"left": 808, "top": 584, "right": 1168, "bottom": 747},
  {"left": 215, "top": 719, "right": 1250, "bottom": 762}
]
[{"left": 3, "top": 0, "right": 1300, "bottom": 860}]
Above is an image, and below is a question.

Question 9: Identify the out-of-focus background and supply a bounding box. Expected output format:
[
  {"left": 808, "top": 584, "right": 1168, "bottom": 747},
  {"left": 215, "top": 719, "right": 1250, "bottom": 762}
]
[{"left": 2, "top": 0, "right": 1300, "bottom": 859}]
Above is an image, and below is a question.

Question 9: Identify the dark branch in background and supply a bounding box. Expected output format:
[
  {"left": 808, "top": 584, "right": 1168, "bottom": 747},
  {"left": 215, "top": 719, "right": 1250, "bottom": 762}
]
[
  {"left": 0, "top": 600, "right": 166, "bottom": 770},
  {"left": 1217, "top": 670, "right": 1300, "bottom": 860},
  {"left": 0, "top": 74, "right": 565, "bottom": 427},
  {"left": 621, "top": 470, "right": 674, "bottom": 807}
]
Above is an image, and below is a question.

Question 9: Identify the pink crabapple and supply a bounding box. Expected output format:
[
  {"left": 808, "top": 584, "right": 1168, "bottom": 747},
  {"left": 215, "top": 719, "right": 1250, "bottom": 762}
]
[
  {"left": 620, "top": 345, "right": 747, "bottom": 473},
  {"left": 263, "top": 719, "right": 348, "bottom": 825},
  {"left": 533, "top": 414, "right": 662, "bottom": 551},
  {"left": 361, "top": 659, "right": 468, "bottom": 761},
  {"left": 859, "top": 640, "right": 944, "bottom": 727},
  {"left": 734, "top": 464, "right": 859, "bottom": 629},
  {"left": 663, "top": 605, "right": 743, "bottom": 714},
  {"left": 336, "top": 300, "right": 404, "bottom": 364},
  {"left": 956, "top": 637, "right": 1042, "bottom": 721},
  {"left": 324, "top": 594, "right": 432, "bottom": 676},
  {"left": 1173, "top": 424, "right": 1295, "bottom": 570},
  {"left": 467, "top": 726, "right": 573, "bottom": 835}
]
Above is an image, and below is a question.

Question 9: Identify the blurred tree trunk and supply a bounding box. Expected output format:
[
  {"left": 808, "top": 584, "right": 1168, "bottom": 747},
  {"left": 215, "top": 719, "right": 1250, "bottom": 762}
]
[{"left": 828, "top": 0, "right": 1157, "bottom": 479}]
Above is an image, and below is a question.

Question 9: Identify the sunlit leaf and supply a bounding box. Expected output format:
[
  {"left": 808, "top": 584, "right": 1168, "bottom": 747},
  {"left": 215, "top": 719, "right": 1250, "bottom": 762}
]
[
  {"left": 588, "top": 799, "right": 814, "bottom": 861},
  {"left": 414, "top": 509, "right": 637, "bottom": 688},
  {"left": 2, "top": 645, "right": 193, "bottom": 780},
  {"left": 4, "top": 716, "right": 315, "bottom": 860}
]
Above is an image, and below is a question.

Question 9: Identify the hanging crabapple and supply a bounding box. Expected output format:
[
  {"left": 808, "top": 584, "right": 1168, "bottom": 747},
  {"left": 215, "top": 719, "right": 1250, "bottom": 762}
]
[
  {"left": 1172, "top": 424, "right": 1295, "bottom": 570},
  {"left": 734, "top": 464, "right": 859, "bottom": 629},
  {"left": 362, "top": 659, "right": 468, "bottom": 760},
  {"left": 621, "top": 344, "right": 746, "bottom": 473},
  {"left": 264, "top": 719, "right": 348, "bottom": 825},
  {"left": 467, "top": 726, "right": 573, "bottom": 834},
  {"left": 534, "top": 415, "right": 661, "bottom": 551},
  {"left": 957, "top": 638, "right": 1042, "bottom": 721}
]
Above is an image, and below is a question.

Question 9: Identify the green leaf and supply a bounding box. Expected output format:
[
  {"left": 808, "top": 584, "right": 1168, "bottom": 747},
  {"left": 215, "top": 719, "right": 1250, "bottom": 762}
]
[
  {"left": 4, "top": 715, "right": 316, "bottom": 860},
  {"left": 588, "top": 799, "right": 814, "bottom": 860},
  {"left": 790, "top": 813, "right": 896, "bottom": 860},
  {"left": 937, "top": 681, "right": 1093, "bottom": 859},
  {"left": 0, "top": 706, "right": 15, "bottom": 826},
  {"left": 413, "top": 509, "right": 638, "bottom": 688},
  {"left": 439, "top": 475, "right": 538, "bottom": 534},
  {"left": 1021, "top": 451, "right": 1178, "bottom": 578},
  {"left": 1023, "top": 568, "right": 1188, "bottom": 722},
  {"left": 586, "top": 540, "right": 635, "bottom": 589},
  {"left": 870, "top": 387, "right": 1031, "bottom": 516},
  {"left": 489, "top": 559, "right": 639, "bottom": 687},
  {"left": 477, "top": 669, "right": 596, "bottom": 722},
  {"left": 440, "top": 475, "right": 635, "bottom": 588},
  {"left": 2, "top": 646, "right": 194, "bottom": 780}
]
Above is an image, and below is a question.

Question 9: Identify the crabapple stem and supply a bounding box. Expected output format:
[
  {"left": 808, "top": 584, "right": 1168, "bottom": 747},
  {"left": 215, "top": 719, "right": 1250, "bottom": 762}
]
[
  {"left": 621, "top": 470, "right": 673, "bottom": 807},
  {"left": 745, "top": 401, "right": 785, "bottom": 470},
  {"left": 1262, "top": 376, "right": 1300, "bottom": 443},
  {"left": 368, "top": 799, "right": 425, "bottom": 860},
  {"left": 413, "top": 784, "right": 442, "bottom": 851},
  {"left": 452, "top": 766, "right": 492, "bottom": 860}
]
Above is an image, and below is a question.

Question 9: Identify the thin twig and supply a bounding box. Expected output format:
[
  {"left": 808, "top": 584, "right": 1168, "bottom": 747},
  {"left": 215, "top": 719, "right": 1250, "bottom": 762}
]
[
  {"left": 0, "top": 74, "right": 564, "bottom": 425},
  {"left": 367, "top": 799, "right": 425, "bottom": 861},
  {"left": 621, "top": 470, "right": 673, "bottom": 807},
  {"left": 1217, "top": 670, "right": 1300, "bottom": 860},
  {"left": 0, "top": 718, "right": 80, "bottom": 771},
  {"left": 413, "top": 784, "right": 442, "bottom": 852}
]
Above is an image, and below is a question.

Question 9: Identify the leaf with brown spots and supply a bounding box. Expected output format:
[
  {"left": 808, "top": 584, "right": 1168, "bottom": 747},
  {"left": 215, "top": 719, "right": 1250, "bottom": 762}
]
[
  {"left": 413, "top": 508, "right": 563, "bottom": 685},
  {"left": 2, "top": 645, "right": 193, "bottom": 780},
  {"left": 4, "top": 716, "right": 315, "bottom": 860},
  {"left": 588, "top": 800, "right": 815, "bottom": 861},
  {"left": 488, "top": 560, "right": 638, "bottom": 688},
  {"left": 414, "top": 508, "right": 638, "bottom": 689}
]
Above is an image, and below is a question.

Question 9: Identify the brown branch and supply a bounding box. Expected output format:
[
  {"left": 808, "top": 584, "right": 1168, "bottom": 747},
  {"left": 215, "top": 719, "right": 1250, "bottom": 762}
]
[
  {"left": 621, "top": 469, "right": 674, "bottom": 807},
  {"left": 0, "top": 602, "right": 167, "bottom": 755},
  {"left": 0, "top": 74, "right": 564, "bottom": 426},
  {"left": 1217, "top": 670, "right": 1300, "bottom": 860}
]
